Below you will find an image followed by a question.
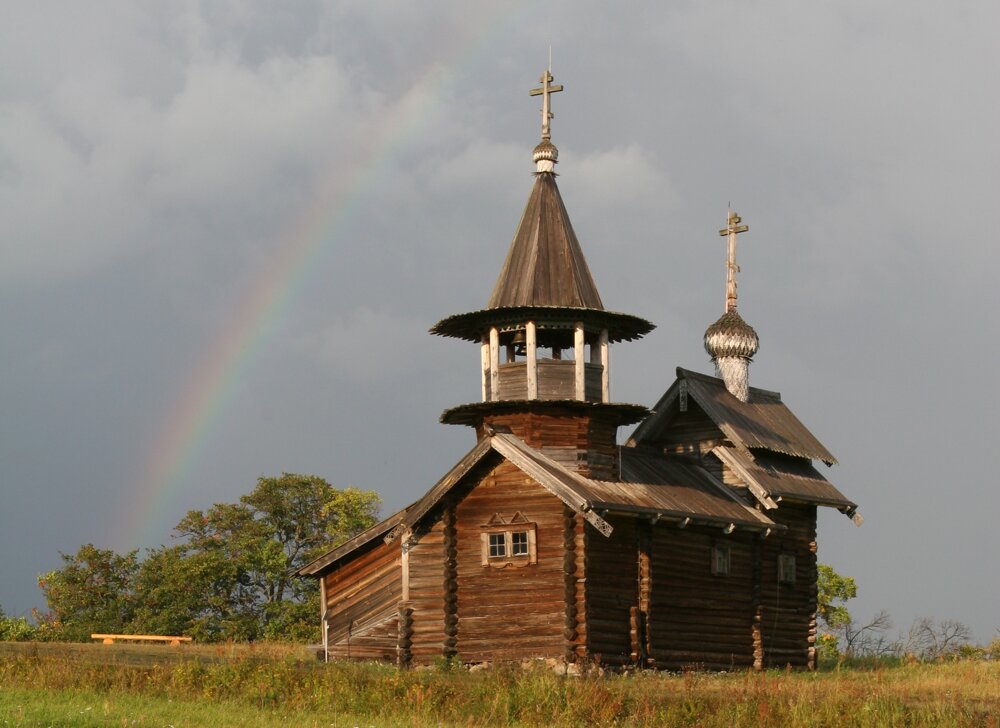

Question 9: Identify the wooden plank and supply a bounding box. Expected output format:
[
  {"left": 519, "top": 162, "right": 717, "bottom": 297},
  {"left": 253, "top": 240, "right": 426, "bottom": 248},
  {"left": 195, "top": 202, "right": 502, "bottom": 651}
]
[
  {"left": 526, "top": 321, "right": 537, "bottom": 399},
  {"left": 489, "top": 327, "right": 499, "bottom": 402},
  {"left": 91, "top": 634, "right": 191, "bottom": 646},
  {"left": 574, "top": 322, "right": 585, "bottom": 400},
  {"left": 599, "top": 329, "right": 609, "bottom": 402}
]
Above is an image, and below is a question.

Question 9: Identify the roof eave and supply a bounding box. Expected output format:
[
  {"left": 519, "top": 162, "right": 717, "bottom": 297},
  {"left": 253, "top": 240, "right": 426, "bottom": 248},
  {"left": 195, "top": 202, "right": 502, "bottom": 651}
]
[
  {"left": 297, "top": 506, "right": 409, "bottom": 577},
  {"left": 588, "top": 503, "right": 782, "bottom": 534},
  {"left": 430, "top": 306, "right": 654, "bottom": 343}
]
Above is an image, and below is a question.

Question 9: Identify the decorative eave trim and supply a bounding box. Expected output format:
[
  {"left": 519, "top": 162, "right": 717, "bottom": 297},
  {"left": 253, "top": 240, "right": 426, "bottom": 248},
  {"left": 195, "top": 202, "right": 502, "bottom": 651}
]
[
  {"left": 490, "top": 434, "right": 613, "bottom": 537},
  {"left": 591, "top": 504, "right": 783, "bottom": 534},
  {"left": 382, "top": 433, "right": 616, "bottom": 546},
  {"left": 430, "top": 306, "right": 654, "bottom": 343},
  {"left": 441, "top": 399, "right": 649, "bottom": 427},
  {"left": 711, "top": 446, "right": 780, "bottom": 510}
]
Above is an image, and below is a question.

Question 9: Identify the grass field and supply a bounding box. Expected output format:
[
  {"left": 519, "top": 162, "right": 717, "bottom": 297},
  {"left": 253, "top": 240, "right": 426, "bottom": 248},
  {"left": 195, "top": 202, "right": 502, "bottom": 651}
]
[{"left": 1, "top": 642, "right": 997, "bottom": 727}]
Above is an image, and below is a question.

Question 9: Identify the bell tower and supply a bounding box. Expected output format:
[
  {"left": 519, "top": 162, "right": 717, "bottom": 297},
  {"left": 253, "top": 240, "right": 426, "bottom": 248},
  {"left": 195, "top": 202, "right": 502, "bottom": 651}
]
[{"left": 431, "top": 71, "right": 653, "bottom": 479}]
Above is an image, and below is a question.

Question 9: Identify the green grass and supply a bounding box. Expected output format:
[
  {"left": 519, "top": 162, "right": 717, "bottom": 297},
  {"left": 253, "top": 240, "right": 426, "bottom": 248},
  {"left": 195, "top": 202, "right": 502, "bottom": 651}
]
[
  {"left": 1, "top": 642, "right": 997, "bottom": 727},
  {"left": 0, "top": 687, "right": 388, "bottom": 727}
]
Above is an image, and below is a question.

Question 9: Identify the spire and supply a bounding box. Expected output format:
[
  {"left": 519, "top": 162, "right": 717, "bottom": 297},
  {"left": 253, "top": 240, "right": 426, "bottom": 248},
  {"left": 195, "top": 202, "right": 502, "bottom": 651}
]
[
  {"left": 705, "top": 209, "right": 759, "bottom": 402},
  {"left": 487, "top": 70, "right": 602, "bottom": 310},
  {"left": 431, "top": 70, "right": 653, "bottom": 433}
]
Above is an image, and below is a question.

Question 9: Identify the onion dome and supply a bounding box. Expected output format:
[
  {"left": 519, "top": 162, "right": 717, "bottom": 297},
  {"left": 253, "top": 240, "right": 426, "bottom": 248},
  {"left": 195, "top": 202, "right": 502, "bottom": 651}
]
[{"left": 704, "top": 310, "right": 759, "bottom": 361}]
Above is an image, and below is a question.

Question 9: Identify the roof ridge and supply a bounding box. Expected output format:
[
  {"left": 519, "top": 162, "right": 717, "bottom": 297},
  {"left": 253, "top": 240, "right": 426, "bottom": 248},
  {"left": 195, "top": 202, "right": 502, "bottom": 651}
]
[{"left": 676, "top": 366, "right": 782, "bottom": 400}]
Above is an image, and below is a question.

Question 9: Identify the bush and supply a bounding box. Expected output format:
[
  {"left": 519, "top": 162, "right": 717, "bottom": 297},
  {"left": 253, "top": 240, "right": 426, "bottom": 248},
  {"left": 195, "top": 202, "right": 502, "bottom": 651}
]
[{"left": 0, "top": 607, "right": 38, "bottom": 641}]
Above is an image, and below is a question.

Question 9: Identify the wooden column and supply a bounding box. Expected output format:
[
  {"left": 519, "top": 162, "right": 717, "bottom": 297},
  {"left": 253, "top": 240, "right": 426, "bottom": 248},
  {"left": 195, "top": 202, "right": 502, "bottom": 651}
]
[
  {"left": 442, "top": 501, "right": 458, "bottom": 659},
  {"left": 638, "top": 521, "right": 652, "bottom": 666},
  {"left": 807, "top": 519, "right": 818, "bottom": 671},
  {"left": 397, "top": 601, "right": 414, "bottom": 668},
  {"left": 526, "top": 321, "right": 538, "bottom": 399},
  {"left": 752, "top": 533, "right": 763, "bottom": 671},
  {"left": 574, "top": 321, "right": 585, "bottom": 401},
  {"left": 398, "top": 534, "right": 414, "bottom": 668},
  {"left": 489, "top": 327, "right": 499, "bottom": 402},
  {"left": 563, "top": 506, "right": 579, "bottom": 663},
  {"left": 320, "top": 576, "right": 328, "bottom": 663},
  {"left": 401, "top": 530, "right": 411, "bottom": 602},
  {"left": 599, "top": 329, "right": 609, "bottom": 403},
  {"left": 480, "top": 335, "right": 489, "bottom": 401}
]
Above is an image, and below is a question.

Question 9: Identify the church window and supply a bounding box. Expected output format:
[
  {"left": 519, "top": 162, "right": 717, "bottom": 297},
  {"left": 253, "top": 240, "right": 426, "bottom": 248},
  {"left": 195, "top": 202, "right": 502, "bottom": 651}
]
[
  {"left": 511, "top": 531, "right": 529, "bottom": 556},
  {"left": 488, "top": 533, "right": 507, "bottom": 558},
  {"left": 480, "top": 513, "right": 537, "bottom": 567},
  {"left": 711, "top": 544, "right": 731, "bottom": 576},
  {"left": 778, "top": 554, "right": 796, "bottom": 584}
]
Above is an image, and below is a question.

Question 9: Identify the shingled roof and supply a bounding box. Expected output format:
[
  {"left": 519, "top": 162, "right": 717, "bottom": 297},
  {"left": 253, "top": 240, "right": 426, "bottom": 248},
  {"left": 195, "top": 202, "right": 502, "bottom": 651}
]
[
  {"left": 629, "top": 368, "right": 838, "bottom": 465},
  {"left": 300, "top": 430, "right": 784, "bottom": 579},
  {"left": 581, "top": 448, "right": 778, "bottom": 530},
  {"left": 380, "top": 432, "right": 777, "bottom": 546},
  {"left": 488, "top": 172, "right": 603, "bottom": 310},
  {"left": 711, "top": 446, "right": 856, "bottom": 511}
]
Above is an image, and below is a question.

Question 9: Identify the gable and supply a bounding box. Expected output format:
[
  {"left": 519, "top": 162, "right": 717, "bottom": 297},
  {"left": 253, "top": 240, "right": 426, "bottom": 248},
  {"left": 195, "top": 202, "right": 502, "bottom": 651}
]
[
  {"left": 628, "top": 368, "right": 837, "bottom": 465},
  {"left": 384, "top": 433, "right": 614, "bottom": 545},
  {"left": 713, "top": 446, "right": 857, "bottom": 513}
]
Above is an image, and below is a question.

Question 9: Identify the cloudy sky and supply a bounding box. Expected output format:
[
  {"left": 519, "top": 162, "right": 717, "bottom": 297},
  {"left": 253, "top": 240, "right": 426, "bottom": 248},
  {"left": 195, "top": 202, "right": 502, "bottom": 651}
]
[{"left": 2, "top": 1, "right": 997, "bottom": 641}]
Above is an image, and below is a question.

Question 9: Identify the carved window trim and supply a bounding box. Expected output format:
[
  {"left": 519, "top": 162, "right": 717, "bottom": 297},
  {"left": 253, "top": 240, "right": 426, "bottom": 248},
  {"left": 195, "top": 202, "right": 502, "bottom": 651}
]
[{"left": 480, "top": 512, "right": 537, "bottom": 568}]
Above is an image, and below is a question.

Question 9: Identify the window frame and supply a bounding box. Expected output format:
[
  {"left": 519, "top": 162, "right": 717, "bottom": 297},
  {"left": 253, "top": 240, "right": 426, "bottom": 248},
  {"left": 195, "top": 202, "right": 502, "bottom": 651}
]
[
  {"left": 711, "top": 543, "right": 731, "bottom": 576},
  {"left": 480, "top": 513, "right": 537, "bottom": 568},
  {"left": 778, "top": 553, "right": 797, "bottom": 584}
]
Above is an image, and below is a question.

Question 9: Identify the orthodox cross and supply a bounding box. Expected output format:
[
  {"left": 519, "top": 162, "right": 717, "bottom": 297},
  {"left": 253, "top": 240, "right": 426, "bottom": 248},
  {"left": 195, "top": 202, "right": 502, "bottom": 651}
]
[
  {"left": 529, "top": 69, "right": 563, "bottom": 141},
  {"left": 718, "top": 209, "right": 749, "bottom": 312}
]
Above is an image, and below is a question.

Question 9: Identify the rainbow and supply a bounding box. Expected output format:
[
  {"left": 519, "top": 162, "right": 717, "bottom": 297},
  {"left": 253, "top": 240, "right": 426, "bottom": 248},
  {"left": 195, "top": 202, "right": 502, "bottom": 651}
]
[{"left": 120, "top": 6, "right": 537, "bottom": 548}]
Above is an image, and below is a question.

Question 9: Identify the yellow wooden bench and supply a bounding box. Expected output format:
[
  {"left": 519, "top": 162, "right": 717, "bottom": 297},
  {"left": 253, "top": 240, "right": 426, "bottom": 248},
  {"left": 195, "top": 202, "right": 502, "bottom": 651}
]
[{"left": 91, "top": 633, "right": 192, "bottom": 646}]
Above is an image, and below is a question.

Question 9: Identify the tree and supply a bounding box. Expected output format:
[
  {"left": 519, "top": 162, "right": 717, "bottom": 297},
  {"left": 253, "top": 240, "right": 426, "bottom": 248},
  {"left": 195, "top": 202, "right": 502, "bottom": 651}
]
[
  {"left": 36, "top": 545, "right": 140, "bottom": 640},
  {"left": 899, "top": 617, "right": 973, "bottom": 660},
  {"left": 38, "top": 474, "right": 380, "bottom": 642},
  {"left": 132, "top": 474, "right": 380, "bottom": 641},
  {"left": 817, "top": 563, "right": 857, "bottom": 631}
]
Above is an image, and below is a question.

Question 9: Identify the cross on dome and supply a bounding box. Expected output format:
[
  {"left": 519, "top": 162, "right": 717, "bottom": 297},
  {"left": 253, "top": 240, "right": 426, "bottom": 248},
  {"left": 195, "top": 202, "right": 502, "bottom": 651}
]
[
  {"left": 718, "top": 208, "right": 749, "bottom": 313},
  {"left": 529, "top": 69, "right": 563, "bottom": 142}
]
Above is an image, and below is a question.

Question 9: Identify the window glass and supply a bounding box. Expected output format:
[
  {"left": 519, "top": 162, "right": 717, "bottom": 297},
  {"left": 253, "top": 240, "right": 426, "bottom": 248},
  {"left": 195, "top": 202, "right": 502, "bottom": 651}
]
[
  {"left": 778, "top": 554, "right": 796, "bottom": 584},
  {"left": 712, "top": 545, "right": 731, "bottom": 576},
  {"left": 511, "top": 531, "right": 529, "bottom": 556},
  {"left": 488, "top": 532, "right": 506, "bottom": 558}
]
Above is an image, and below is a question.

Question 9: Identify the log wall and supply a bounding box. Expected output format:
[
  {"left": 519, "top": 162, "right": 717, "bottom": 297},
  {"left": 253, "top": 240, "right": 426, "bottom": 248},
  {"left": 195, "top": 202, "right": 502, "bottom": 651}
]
[
  {"left": 583, "top": 515, "right": 636, "bottom": 665},
  {"left": 407, "top": 517, "right": 447, "bottom": 663},
  {"left": 647, "top": 526, "right": 756, "bottom": 670},
  {"left": 759, "top": 503, "right": 818, "bottom": 668},
  {"left": 479, "top": 410, "right": 619, "bottom": 480},
  {"left": 454, "top": 460, "right": 567, "bottom": 662},
  {"left": 492, "top": 360, "right": 603, "bottom": 402},
  {"left": 563, "top": 508, "right": 587, "bottom": 662},
  {"left": 650, "top": 400, "right": 725, "bottom": 458},
  {"left": 322, "top": 538, "right": 401, "bottom": 661}
]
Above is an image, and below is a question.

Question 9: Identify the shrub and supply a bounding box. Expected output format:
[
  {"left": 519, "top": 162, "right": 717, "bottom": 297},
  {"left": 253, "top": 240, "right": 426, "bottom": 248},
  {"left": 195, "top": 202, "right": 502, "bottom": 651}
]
[{"left": 0, "top": 607, "right": 37, "bottom": 641}]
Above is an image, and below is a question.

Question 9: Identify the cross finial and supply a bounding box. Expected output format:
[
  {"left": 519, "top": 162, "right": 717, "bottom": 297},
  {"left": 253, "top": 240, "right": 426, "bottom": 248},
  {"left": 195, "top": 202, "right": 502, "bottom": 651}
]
[
  {"left": 718, "top": 208, "right": 749, "bottom": 312},
  {"left": 529, "top": 69, "right": 563, "bottom": 141}
]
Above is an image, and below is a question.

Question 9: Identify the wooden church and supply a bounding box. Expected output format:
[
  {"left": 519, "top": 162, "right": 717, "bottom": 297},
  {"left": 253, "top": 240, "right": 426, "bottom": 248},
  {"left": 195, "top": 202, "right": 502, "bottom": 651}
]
[{"left": 299, "top": 72, "right": 858, "bottom": 671}]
